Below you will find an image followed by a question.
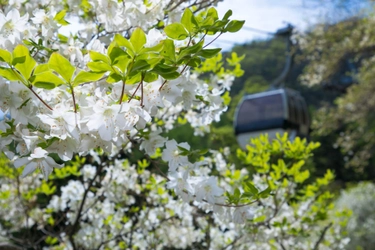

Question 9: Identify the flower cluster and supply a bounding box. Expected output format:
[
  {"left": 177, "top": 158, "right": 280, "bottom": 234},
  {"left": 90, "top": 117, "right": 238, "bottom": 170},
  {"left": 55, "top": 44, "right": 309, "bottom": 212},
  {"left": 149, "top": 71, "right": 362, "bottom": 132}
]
[
  {"left": 0, "top": 0, "right": 247, "bottom": 220},
  {"left": 0, "top": 1, "right": 349, "bottom": 249}
]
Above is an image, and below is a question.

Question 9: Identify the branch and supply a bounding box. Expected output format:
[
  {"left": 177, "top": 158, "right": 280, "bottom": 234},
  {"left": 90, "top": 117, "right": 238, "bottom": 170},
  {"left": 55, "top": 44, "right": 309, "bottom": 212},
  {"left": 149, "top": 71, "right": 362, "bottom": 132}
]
[{"left": 313, "top": 223, "right": 333, "bottom": 250}]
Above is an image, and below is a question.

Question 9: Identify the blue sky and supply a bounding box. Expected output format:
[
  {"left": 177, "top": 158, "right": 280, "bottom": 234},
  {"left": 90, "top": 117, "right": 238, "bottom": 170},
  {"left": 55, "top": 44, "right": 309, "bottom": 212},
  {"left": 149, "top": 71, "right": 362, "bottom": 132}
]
[{"left": 212, "top": 0, "right": 322, "bottom": 50}]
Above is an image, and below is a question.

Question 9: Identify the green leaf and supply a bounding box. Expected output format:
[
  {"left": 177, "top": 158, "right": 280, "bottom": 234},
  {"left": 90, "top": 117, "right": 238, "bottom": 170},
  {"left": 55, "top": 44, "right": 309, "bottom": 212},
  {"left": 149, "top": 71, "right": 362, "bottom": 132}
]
[
  {"left": 206, "top": 7, "right": 219, "bottom": 21},
  {"left": 224, "top": 20, "right": 245, "bottom": 33},
  {"left": 12, "top": 45, "right": 36, "bottom": 80},
  {"left": 141, "top": 41, "right": 164, "bottom": 53},
  {"left": 89, "top": 51, "right": 111, "bottom": 64},
  {"left": 244, "top": 181, "right": 259, "bottom": 195},
  {"left": 164, "top": 23, "right": 189, "bottom": 40},
  {"left": 107, "top": 72, "right": 123, "bottom": 83},
  {"left": 113, "top": 55, "right": 131, "bottom": 74},
  {"left": 152, "top": 64, "right": 180, "bottom": 80},
  {"left": 143, "top": 72, "right": 158, "bottom": 83},
  {"left": 259, "top": 186, "right": 271, "bottom": 198},
  {"left": 31, "top": 71, "right": 65, "bottom": 89},
  {"left": 33, "top": 64, "right": 49, "bottom": 74},
  {"left": 73, "top": 71, "right": 104, "bottom": 86},
  {"left": 48, "top": 52, "right": 75, "bottom": 83},
  {"left": 114, "top": 34, "right": 135, "bottom": 57},
  {"left": 54, "top": 10, "right": 70, "bottom": 25},
  {"left": 223, "top": 9, "right": 232, "bottom": 20},
  {"left": 130, "top": 27, "right": 147, "bottom": 52},
  {"left": 130, "top": 59, "right": 151, "bottom": 72},
  {"left": 87, "top": 61, "right": 112, "bottom": 73},
  {"left": 198, "top": 48, "right": 221, "bottom": 58},
  {"left": 187, "top": 57, "right": 201, "bottom": 67},
  {"left": 177, "top": 145, "right": 189, "bottom": 153},
  {"left": 162, "top": 39, "right": 176, "bottom": 62},
  {"left": 58, "top": 33, "right": 68, "bottom": 43},
  {"left": 253, "top": 215, "right": 266, "bottom": 223},
  {"left": 126, "top": 72, "right": 142, "bottom": 84},
  {"left": 0, "top": 49, "right": 12, "bottom": 63},
  {"left": 181, "top": 8, "right": 198, "bottom": 33},
  {"left": 178, "top": 40, "right": 204, "bottom": 61},
  {"left": 200, "top": 16, "right": 215, "bottom": 29},
  {"left": 233, "top": 187, "right": 241, "bottom": 203},
  {"left": 158, "top": 71, "right": 180, "bottom": 80},
  {"left": 108, "top": 47, "right": 128, "bottom": 65},
  {"left": 0, "top": 67, "right": 19, "bottom": 81}
]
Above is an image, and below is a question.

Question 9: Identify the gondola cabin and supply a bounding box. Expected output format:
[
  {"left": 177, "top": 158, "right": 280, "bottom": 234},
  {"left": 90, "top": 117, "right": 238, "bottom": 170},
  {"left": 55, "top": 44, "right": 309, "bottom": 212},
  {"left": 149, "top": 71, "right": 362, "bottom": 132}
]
[{"left": 234, "top": 88, "right": 310, "bottom": 148}]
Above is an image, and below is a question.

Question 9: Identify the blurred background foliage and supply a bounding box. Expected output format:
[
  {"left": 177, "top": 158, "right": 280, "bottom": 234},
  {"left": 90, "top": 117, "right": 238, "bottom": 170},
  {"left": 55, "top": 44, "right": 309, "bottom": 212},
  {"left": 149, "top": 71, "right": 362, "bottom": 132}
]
[{"left": 167, "top": 1, "right": 375, "bottom": 248}]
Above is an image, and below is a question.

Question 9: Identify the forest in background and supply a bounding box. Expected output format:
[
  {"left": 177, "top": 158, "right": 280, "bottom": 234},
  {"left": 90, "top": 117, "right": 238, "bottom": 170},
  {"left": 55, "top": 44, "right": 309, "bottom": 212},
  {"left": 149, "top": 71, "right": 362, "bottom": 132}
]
[{"left": 168, "top": 1, "right": 375, "bottom": 185}]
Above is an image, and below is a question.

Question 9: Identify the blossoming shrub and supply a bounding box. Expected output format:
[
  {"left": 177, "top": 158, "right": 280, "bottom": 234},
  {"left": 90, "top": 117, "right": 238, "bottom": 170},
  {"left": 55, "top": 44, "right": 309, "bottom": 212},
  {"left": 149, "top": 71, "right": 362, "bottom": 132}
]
[
  {"left": 0, "top": 0, "right": 349, "bottom": 249},
  {"left": 335, "top": 182, "right": 375, "bottom": 250},
  {"left": 0, "top": 135, "right": 349, "bottom": 249}
]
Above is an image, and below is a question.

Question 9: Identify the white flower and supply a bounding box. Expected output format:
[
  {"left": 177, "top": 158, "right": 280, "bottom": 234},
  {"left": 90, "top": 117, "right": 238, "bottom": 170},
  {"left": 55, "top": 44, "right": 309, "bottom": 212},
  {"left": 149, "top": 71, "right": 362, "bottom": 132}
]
[
  {"left": 167, "top": 171, "right": 194, "bottom": 202},
  {"left": 38, "top": 103, "right": 79, "bottom": 140},
  {"left": 233, "top": 206, "right": 255, "bottom": 224},
  {"left": 86, "top": 101, "right": 121, "bottom": 141},
  {"left": 0, "top": 8, "right": 28, "bottom": 44},
  {"left": 31, "top": 8, "right": 59, "bottom": 37},
  {"left": 140, "top": 130, "right": 166, "bottom": 155},
  {"left": 13, "top": 147, "right": 63, "bottom": 180},
  {"left": 162, "top": 140, "right": 190, "bottom": 172},
  {"left": 194, "top": 177, "right": 224, "bottom": 204}
]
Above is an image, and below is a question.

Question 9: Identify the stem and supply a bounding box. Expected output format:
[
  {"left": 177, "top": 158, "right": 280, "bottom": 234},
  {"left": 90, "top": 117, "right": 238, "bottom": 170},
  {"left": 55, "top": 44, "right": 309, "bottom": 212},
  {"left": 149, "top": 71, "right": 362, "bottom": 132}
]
[
  {"left": 158, "top": 79, "right": 168, "bottom": 91},
  {"left": 128, "top": 74, "right": 145, "bottom": 104},
  {"left": 28, "top": 86, "right": 53, "bottom": 111},
  {"left": 119, "top": 79, "right": 126, "bottom": 104},
  {"left": 313, "top": 223, "right": 333, "bottom": 250},
  {"left": 203, "top": 32, "right": 223, "bottom": 49},
  {"left": 140, "top": 79, "right": 144, "bottom": 107},
  {"left": 70, "top": 85, "right": 77, "bottom": 113}
]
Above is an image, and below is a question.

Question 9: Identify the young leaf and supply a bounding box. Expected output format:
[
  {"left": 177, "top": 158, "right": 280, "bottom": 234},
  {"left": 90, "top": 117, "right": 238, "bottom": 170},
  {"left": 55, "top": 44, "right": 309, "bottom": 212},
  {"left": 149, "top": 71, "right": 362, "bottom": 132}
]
[
  {"left": 114, "top": 34, "right": 135, "bottom": 57},
  {"left": 54, "top": 10, "right": 69, "bottom": 25},
  {"left": 108, "top": 47, "right": 128, "bottom": 65},
  {"left": 12, "top": 45, "right": 36, "bottom": 80},
  {"left": 89, "top": 51, "right": 111, "bottom": 64},
  {"left": 164, "top": 23, "right": 189, "bottom": 40},
  {"left": 244, "top": 181, "right": 259, "bottom": 195},
  {"left": 181, "top": 8, "right": 198, "bottom": 33},
  {"left": 206, "top": 7, "right": 219, "bottom": 21},
  {"left": 224, "top": 20, "right": 245, "bottom": 33},
  {"left": 223, "top": 9, "right": 233, "bottom": 20},
  {"left": 130, "top": 59, "right": 152, "bottom": 73},
  {"left": 0, "top": 67, "right": 19, "bottom": 81},
  {"left": 107, "top": 72, "right": 123, "bottom": 83},
  {"left": 178, "top": 40, "right": 204, "bottom": 60},
  {"left": 73, "top": 71, "right": 104, "bottom": 86},
  {"left": 259, "top": 186, "right": 272, "bottom": 198},
  {"left": 31, "top": 71, "right": 65, "bottom": 89},
  {"left": 143, "top": 72, "right": 158, "bottom": 83},
  {"left": 162, "top": 39, "right": 176, "bottom": 62},
  {"left": 87, "top": 61, "right": 112, "bottom": 73},
  {"left": 33, "top": 64, "right": 49, "bottom": 74},
  {"left": 0, "top": 49, "right": 12, "bottom": 63},
  {"left": 130, "top": 27, "right": 147, "bottom": 52},
  {"left": 197, "top": 48, "right": 222, "bottom": 58},
  {"left": 113, "top": 55, "right": 131, "bottom": 74},
  {"left": 48, "top": 53, "right": 75, "bottom": 83},
  {"left": 157, "top": 71, "right": 180, "bottom": 80}
]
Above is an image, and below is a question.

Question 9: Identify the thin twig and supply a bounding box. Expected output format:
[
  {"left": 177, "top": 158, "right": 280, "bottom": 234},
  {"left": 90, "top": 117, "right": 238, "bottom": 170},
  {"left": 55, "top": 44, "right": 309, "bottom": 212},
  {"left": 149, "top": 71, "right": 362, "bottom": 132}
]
[
  {"left": 119, "top": 79, "right": 126, "bottom": 104},
  {"left": 313, "top": 223, "right": 333, "bottom": 250},
  {"left": 29, "top": 86, "right": 53, "bottom": 111}
]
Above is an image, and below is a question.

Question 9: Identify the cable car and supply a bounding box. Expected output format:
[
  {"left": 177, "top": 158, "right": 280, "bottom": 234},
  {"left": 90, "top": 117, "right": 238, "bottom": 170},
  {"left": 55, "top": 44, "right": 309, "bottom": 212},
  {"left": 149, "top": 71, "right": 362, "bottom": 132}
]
[
  {"left": 234, "top": 88, "right": 310, "bottom": 148},
  {"left": 233, "top": 24, "right": 310, "bottom": 148}
]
